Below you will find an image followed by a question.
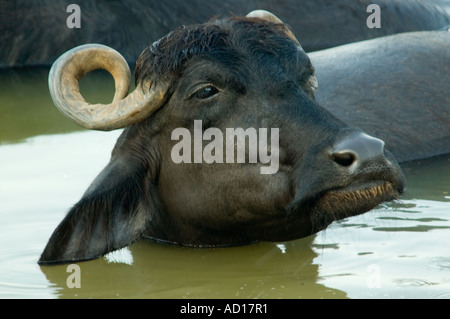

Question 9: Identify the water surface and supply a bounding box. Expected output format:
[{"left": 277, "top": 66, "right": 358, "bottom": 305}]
[{"left": 1, "top": 68, "right": 449, "bottom": 299}]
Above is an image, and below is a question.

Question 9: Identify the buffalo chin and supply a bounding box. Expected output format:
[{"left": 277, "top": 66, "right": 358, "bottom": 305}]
[
  {"left": 311, "top": 181, "right": 399, "bottom": 231},
  {"left": 145, "top": 181, "right": 401, "bottom": 246}
]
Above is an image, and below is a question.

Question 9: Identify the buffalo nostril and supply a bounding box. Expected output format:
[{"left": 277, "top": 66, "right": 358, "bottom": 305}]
[
  {"left": 332, "top": 151, "right": 357, "bottom": 167},
  {"left": 331, "top": 131, "right": 386, "bottom": 169}
]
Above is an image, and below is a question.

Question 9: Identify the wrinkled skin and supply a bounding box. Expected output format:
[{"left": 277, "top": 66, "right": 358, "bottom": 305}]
[{"left": 39, "top": 17, "right": 404, "bottom": 264}]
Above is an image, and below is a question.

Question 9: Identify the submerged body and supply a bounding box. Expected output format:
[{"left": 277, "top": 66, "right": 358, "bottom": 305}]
[
  {"left": 310, "top": 31, "right": 450, "bottom": 163},
  {"left": 2, "top": 0, "right": 450, "bottom": 67}
]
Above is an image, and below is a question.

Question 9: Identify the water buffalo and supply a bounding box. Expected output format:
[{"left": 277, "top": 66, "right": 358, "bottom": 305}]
[
  {"left": 2, "top": 0, "right": 450, "bottom": 67},
  {"left": 38, "top": 11, "right": 404, "bottom": 264},
  {"left": 310, "top": 30, "right": 450, "bottom": 163}
]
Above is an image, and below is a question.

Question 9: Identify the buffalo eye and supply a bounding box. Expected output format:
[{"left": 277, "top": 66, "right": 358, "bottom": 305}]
[{"left": 191, "top": 85, "right": 219, "bottom": 100}]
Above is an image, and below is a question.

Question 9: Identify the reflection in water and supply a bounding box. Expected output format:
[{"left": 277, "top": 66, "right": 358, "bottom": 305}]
[
  {"left": 39, "top": 238, "right": 347, "bottom": 299},
  {"left": 312, "top": 156, "right": 450, "bottom": 299},
  {"left": 0, "top": 67, "right": 449, "bottom": 299}
]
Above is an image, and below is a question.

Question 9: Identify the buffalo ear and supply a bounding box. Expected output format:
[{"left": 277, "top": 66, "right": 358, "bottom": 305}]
[{"left": 38, "top": 156, "right": 152, "bottom": 265}]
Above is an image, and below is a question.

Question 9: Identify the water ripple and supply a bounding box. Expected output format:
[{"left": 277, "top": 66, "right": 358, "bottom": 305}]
[{"left": 394, "top": 278, "right": 439, "bottom": 287}]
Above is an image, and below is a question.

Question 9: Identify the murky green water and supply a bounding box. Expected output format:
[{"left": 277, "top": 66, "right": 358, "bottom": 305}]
[{"left": 1, "top": 68, "right": 449, "bottom": 299}]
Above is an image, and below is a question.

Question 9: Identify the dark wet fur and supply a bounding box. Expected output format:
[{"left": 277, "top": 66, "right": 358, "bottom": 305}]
[{"left": 135, "top": 17, "right": 305, "bottom": 87}]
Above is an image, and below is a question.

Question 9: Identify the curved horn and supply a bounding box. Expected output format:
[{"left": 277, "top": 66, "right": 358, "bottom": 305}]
[
  {"left": 246, "top": 10, "right": 300, "bottom": 46},
  {"left": 48, "top": 44, "right": 168, "bottom": 131}
]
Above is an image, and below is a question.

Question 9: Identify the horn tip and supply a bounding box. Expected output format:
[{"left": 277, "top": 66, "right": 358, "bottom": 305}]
[{"left": 246, "top": 10, "right": 281, "bottom": 22}]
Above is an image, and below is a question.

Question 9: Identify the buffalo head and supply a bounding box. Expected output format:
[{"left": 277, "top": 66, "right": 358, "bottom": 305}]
[{"left": 39, "top": 10, "right": 404, "bottom": 264}]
